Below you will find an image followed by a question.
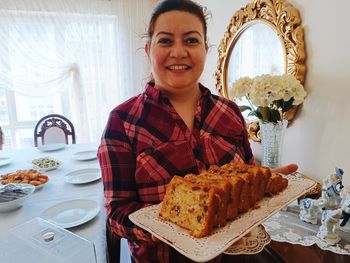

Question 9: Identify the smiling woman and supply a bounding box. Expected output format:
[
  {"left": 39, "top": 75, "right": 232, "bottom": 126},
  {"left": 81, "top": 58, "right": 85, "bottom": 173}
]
[
  {"left": 145, "top": 10, "right": 208, "bottom": 131},
  {"left": 98, "top": 0, "right": 257, "bottom": 262}
]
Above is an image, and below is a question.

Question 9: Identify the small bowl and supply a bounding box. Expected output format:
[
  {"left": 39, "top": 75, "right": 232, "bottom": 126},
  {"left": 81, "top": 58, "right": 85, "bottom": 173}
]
[
  {"left": 0, "top": 184, "right": 35, "bottom": 212},
  {"left": 1, "top": 169, "right": 49, "bottom": 190},
  {"left": 31, "top": 157, "right": 61, "bottom": 172},
  {"left": 33, "top": 177, "right": 49, "bottom": 190}
]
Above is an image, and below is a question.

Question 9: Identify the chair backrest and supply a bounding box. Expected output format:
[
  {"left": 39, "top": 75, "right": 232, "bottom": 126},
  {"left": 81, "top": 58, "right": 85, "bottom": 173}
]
[
  {"left": 34, "top": 114, "right": 76, "bottom": 147},
  {"left": 0, "top": 126, "right": 3, "bottom": 150}
]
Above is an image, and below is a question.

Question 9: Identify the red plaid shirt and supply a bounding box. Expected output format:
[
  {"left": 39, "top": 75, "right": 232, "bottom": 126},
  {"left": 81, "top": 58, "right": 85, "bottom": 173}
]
[{"left": 98, "top": 82, "right": 253, "bottom": 262}]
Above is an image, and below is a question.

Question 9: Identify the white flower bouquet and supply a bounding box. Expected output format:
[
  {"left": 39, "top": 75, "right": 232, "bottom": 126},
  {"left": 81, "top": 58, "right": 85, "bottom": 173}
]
[{"left": 230, "top": 74, "right": 307, "bottom": 123}]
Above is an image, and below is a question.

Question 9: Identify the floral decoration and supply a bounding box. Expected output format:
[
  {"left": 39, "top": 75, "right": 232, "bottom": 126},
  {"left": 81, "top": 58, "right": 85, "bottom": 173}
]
[{"left": 230, "top": 74, "right": 307, "bottom": 123}]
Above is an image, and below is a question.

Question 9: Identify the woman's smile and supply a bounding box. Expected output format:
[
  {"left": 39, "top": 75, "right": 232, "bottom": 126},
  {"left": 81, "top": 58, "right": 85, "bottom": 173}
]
[{"left": 166, "top": 64, "right": 191, "bottom": 71}]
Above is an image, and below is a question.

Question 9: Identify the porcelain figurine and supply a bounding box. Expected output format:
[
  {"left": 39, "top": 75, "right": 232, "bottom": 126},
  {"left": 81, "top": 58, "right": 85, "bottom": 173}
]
[
  {"left": 299, "top": 168, "right": 344, "bottom": 225},
  {"left": 340, "top": 189, "right": 350, "bottom": 232},
  {"left": 319, "top": 168, "right": 344, "bottom": 210},
  {"left": 317, "top": 208, "right": 342, "bottom": 245},
  {"left": 299, "top": 198, "right": 322, "bottom": 224}
]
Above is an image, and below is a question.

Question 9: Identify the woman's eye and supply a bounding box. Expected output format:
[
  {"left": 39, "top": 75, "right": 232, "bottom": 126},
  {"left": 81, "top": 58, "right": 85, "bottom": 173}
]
[
  {"left": 185, "top": 38, "right": 199, "bottom": 45},
  {"left": 158, "top": 38, "right": 172, "bottom": 45}
]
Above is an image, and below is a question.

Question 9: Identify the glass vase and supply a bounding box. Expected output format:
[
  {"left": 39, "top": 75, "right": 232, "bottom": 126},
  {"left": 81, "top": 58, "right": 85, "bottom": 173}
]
[{"left": 259, "top": 120, "right": 288, "bottom": 169}]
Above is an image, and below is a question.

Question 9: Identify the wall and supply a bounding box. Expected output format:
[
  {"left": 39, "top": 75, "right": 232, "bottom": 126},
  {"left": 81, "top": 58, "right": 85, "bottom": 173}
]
[{"left": 197, "top": 0, "right": 350, "bottom": 186}]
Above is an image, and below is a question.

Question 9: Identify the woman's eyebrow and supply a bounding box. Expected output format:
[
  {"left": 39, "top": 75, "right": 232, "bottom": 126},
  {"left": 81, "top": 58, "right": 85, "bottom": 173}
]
[
  {"left": 155, "top": 31, "right": 172, "bottom": 37},
  {"left": 183, "top": 30, "right": 202, "bottom": 37},
  {"left": 155, "top": 30, "right": 202, "bottom": 37}
]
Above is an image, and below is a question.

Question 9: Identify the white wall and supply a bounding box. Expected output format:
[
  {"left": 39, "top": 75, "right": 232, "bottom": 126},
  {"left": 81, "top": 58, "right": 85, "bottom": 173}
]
[{"left": 197, "top": 0, "right": 350, "bottom": 186}]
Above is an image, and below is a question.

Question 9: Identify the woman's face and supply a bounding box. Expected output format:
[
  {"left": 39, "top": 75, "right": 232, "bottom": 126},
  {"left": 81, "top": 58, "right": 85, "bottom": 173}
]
[{"left": 146, "top": 11, "right": 207, "bottom": 93}]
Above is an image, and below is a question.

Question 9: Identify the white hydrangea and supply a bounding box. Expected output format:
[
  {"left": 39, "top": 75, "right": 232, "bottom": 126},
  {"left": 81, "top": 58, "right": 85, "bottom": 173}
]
[
  {"left": 229, "top": 76, "right": 253, "bottom": 99},
  {"left": 230, "top": 74, "right": 307, "bottom": 108}
]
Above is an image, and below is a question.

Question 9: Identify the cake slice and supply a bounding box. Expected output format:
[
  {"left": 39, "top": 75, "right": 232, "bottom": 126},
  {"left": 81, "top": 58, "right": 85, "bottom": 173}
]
[
  {"left": 265, "top": 173, "right": 288, "bottom": 195},
  {"left": 199, "top": 171, "right": 244, "bottom": 220},
  {"left": 185, "top": 174, "right": 231, "bottom": 227},
  {"left": 229, "top": 163, "right": 271, "bottom": 203},
  {"left": 159, "top": 176, "right": 219, "bottom": 238}
]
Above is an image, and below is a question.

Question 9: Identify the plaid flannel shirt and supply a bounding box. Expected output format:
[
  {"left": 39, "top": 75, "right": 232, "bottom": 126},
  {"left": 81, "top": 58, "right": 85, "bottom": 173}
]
[{"left": 98, "top": 82, "right": 253, "bottom": 262}]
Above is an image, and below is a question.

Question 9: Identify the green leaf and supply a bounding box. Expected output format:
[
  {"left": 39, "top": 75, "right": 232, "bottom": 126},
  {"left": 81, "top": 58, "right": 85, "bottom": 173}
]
[
  {"left": 270, "top": 108, "right": 281, "bottom": 122},
  {"left": 239, "top": 105, "right": 252, "bottom": 112},
  {"left": 274, "top": 99, "right": 285, "bottom": 109},
  {"left": 248, "top": 111, "right": 258, "bottom": 118},
  {"left": 282, "top": 98, "right": 294, "bottom": 112},
  {"left": 259, "top": 107, "right": 270, "bottom": 122}
]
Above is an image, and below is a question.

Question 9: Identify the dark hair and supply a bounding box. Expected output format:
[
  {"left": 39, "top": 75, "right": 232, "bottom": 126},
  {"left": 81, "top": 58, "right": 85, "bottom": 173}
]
[{"left": 147, "top": 0, "right": 208, "bottom": 45}]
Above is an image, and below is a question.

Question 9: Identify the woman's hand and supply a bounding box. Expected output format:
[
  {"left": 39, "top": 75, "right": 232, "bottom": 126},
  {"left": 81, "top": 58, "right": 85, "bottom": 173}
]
[
  {"left": 271, "top": 163, "right": 298, "bottom": 175},
  {"left": 151, "top": 234, "right": 160, "bottom": 242}
]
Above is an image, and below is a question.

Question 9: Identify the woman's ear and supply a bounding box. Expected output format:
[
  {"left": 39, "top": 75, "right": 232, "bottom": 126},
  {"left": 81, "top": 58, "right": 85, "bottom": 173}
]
[{"left": 145, "top": 43, "right": 150, "bottom": 56}]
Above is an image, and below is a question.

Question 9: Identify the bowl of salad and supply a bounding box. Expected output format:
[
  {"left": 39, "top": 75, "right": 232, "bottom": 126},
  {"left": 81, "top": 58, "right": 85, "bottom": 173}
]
[{"left": 31, "top": 157, "right": 61, "bottom": 172}]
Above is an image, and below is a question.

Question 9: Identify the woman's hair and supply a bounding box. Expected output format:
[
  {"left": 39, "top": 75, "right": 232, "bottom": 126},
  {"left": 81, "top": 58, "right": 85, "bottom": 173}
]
[{"left": 147, "top": 0, "right": 208, "bottom": 45}]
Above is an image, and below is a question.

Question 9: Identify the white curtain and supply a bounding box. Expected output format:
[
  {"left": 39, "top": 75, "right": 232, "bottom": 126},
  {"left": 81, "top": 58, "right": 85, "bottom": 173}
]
[{"left": 0, "top": 0, "right": 154, "bottom": 143}]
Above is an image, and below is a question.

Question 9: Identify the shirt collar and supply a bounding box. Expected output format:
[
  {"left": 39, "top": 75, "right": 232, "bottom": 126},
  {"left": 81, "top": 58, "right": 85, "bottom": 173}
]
[{"left": 145, "top": 82, "right": 211, "bottom": 103}]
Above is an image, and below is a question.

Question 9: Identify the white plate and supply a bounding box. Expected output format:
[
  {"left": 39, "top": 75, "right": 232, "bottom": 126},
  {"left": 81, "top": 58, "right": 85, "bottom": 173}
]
[
  {"left": 71, "top": 150, "right": 97, "bottom": 161},
  {"left": 64, "top": 168, "right": 101, "bottom": 184},
  {"left": 37, "top": 143, "right": 66, "bottom": 152},
  {"left": 129, "top": 175, "right": 317, "bottom": 262},
  {"left": 40, "top": 199, "right": 100, "bottom": 228},
  {"left": 0, "top": 157, "right": 12, "bottom": 167},
  {"left": 0, "top": 184, "right": 35, "bottom": 212}
]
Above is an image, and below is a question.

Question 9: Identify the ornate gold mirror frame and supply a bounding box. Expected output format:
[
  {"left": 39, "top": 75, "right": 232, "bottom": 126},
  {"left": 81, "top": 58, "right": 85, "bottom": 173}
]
[{"left": 215, "top": 0, "right": 306, "bottom": 115}]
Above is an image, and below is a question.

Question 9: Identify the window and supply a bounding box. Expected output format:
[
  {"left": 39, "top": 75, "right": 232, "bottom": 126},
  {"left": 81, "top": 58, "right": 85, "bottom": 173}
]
[
  {"left": 0, "top": 1, "right": 153, "bottom": 149},
  {"left": 0, "top": 12, "right": 115, "bottom": 148}
]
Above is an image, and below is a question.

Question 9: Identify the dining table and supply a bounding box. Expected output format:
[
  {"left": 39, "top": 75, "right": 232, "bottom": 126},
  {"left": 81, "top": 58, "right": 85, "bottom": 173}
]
[
  {"left": 0, "top": 143, "right": 131, "bottom": 263},
  {"left": 2, "top": 144, "right": 350, "bottom": 263}
]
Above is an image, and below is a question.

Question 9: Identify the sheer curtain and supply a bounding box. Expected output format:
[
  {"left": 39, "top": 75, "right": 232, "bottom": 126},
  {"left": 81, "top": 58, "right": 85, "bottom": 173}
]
[{"left": 0, "top": 0, "right": 154, "bottom": 144}]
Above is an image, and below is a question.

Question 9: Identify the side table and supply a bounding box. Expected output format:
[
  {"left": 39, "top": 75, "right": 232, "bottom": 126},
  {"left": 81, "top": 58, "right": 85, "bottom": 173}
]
[{"left": 262, "top": 208, "right": 350, "bottom": 262}]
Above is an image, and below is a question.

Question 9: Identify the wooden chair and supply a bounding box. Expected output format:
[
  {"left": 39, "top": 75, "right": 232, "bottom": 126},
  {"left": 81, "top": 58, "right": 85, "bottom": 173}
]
[
  {"left": 34, "top": 114, "right": 76, "bottom": 147},
  {"left": 0, "top": 126, "right": 3, "bottom": 150}
]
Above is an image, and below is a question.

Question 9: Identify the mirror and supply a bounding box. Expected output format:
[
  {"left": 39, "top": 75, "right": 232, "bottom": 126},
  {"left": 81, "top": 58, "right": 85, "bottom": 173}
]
[
  {"left": 227, "top": 22, "right": 285, "bottom": 90},
  {"left": 215, "top": 0, "right": 306, "bottom": 121}
]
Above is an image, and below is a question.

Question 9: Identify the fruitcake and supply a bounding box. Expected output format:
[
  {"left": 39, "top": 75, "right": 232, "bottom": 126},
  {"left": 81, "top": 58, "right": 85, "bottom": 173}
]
[
  {"left": 265, "top": 173, "right": 288, "bottom": 195},
  {"left": 199, "top": 171, "right": 244, "bottom": 220},
  {"left": 159, "top": 176, "right": 219, "bottom": 238},
  {"left": 159, "top": 162, "right": 289, "bottom": 238},
  {"left": 184, "top": 174, "right": 231, "bottom": 227}
]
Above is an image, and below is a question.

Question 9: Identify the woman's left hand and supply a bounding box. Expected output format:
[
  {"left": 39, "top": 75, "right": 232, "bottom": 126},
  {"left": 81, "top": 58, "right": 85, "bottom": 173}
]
[{"left": 271, "top": 163, "right": 298, "bottom": 175}]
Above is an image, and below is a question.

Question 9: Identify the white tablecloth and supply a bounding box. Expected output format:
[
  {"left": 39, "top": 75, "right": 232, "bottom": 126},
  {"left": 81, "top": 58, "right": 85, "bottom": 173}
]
[{"left": 0, "top": 143, "right": 108, "bottom": 263}]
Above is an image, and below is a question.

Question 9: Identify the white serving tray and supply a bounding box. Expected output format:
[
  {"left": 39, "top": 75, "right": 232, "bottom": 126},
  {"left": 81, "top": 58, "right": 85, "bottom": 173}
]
[{"left": 129, "top": 174, "right": 316, "bottom": 262}]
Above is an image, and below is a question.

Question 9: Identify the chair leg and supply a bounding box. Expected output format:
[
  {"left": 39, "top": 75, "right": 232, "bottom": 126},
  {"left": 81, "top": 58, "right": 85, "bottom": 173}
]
[{"left": 106, "top": 220, "right": 121, "bottom": 263}]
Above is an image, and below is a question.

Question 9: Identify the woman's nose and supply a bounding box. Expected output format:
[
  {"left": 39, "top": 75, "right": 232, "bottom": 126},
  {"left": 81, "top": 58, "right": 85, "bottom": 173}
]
[{"left": 170, "top": 42, "right": 188, "bottom": 58}]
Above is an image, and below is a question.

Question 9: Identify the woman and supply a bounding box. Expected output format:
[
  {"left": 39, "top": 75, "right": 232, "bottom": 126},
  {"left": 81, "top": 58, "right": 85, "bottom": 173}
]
[{"left": 98, "top": 0, "right": 297, "bottom": 262}]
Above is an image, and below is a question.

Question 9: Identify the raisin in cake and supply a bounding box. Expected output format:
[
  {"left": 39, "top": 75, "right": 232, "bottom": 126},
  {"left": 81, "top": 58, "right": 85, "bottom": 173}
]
[
  {"left": 159, "top": 176, "right": 220, "bottom": 238},
  {"left": 184, "top": 174, "right": 231, "bottom": 227}
]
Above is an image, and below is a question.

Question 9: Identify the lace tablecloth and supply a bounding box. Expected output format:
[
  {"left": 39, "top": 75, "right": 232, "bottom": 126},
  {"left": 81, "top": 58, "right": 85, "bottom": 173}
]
[{"left": 263, "top": 207, "right": 350, "bottom": 255}]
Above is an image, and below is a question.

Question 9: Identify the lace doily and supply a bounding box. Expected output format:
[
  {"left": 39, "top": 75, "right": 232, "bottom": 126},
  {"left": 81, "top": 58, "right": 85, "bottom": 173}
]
[
  {"left": 129, "top": 175, "right": 316, "bottom": 262},
  {"left": 263, "top": 209, "right": 350, "bottom": 255},
  {"left": 224, "top": 224, "right": 270, "bottom": 255}
]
